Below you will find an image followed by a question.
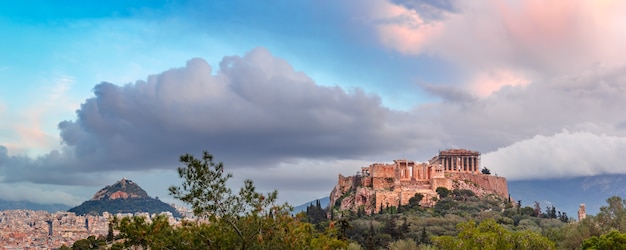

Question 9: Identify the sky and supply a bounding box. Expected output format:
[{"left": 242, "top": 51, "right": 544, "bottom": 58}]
[{"left": 2, "top": 0, "right": 626, "bottom": 207}]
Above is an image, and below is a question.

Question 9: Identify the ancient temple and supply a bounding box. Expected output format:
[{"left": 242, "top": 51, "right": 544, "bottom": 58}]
[{"left": 429, "top": 149, "right": 481, "bottom": 173}]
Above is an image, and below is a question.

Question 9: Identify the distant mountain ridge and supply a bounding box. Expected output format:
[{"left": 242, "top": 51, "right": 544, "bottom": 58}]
[
  {"left": 0, "top": 199, "right": 71, "bottom": 213},
  {"left": 509, "top": 174, "right": 626, "bottom": 217},
  {"left": 69, "top": 178, "right": 180, "bottom": 217},
  {"left": 292, "top": 197, "right": 330, "bottom": 215}
]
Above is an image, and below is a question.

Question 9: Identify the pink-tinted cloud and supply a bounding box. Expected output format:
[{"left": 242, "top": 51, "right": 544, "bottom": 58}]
[
  {"left": 373, "top": 0, "right": 626, "bottom": 82},
  {"left": 469, "top": 69, "right": 531, "bottom": 97},
  {"left": 373, "top": 2, "right": 445, "bottom": 54},
  {"left": 3, "top": 76, "right": 76, "bottom": 156}
]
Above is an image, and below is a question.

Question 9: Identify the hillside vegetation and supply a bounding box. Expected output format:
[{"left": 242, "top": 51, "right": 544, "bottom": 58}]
[
  {"left": 68, "top": 198, "right": 179, "bottom": 217},
  {"left": 70, "top": 151, "right": 626, "bottom": 249}
]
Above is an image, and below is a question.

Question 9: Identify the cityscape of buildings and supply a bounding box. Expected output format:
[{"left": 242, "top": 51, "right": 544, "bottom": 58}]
[{"left": 0, "top": 205, "right": 192, "bottom": 249}]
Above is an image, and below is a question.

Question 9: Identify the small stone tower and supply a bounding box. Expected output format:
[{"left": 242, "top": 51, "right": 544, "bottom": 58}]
[{"left": 578, "top": 204, "right": 586, "bottom": 221}]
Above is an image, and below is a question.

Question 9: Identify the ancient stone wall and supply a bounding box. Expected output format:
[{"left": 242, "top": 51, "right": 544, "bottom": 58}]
[
  {"left": 372, "top": 177, "right": 394, "bottom": 190},
  {"left": 430, "top": 177, "right": 453, "bottom": 191},
  {"left": 370, "top": 164, "right": 395, "bottom": 178}
]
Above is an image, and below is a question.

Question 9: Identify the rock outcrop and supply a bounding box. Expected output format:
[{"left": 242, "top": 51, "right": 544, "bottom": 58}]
[
  {"left": 90, "top": 178, "right": 148, "bottom": 201},
  {"left": 69, "top": 178, "right": 179, "bottom": 217}
]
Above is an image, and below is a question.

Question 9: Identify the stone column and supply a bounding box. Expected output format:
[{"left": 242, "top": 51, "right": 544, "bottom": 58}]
[
  {"left": 461, "top": 156, "right": 467, "bottom": 172},
  {"left": 473, "top": 156, "right": 477, "bottom": 172},
  {"left": 474, "top": 156, "right": 478, "bottom": 172},
  {"left": 463, "top": 157, "right": 467, "bottom": 171}
]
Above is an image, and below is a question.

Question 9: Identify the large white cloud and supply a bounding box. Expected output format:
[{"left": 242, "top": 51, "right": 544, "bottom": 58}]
[{"left": 483, "top": 130, "right": 626, "bottom": 180}]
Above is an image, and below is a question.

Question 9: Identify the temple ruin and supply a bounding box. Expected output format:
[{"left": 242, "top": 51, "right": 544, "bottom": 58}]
[{"left": 329, "top": 149, "right": 509, "bottom": 214}]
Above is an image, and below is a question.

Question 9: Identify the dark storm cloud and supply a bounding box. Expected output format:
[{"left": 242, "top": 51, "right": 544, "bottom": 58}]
[
  {"left": 420, "top": 83, "right": 476, "bottom": 104},
  {"left": 0, "top": 48, "right": 425, "bottom": 184}
]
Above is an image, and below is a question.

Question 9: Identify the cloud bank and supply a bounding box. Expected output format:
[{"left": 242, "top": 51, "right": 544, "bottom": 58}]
[
  {"left": 370, "top": 0, "right": 626, "bottom": 95},
  {"left": 2, "top": 47, "right": 625, "bottom": 189},
  {"left": 0, "top": 48, "right": 426, "bottom": 186}
]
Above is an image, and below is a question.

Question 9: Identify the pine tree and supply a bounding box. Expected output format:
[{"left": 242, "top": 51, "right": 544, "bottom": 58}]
[
  {"left": 366, "top": 221, "right": 376, "bottom": 250},
  {"left": 382, "top": 215, "right": 399, "bottom": 240},
  {"left": 420, "top": 226, "right": 430, "bottom": 245},
  {"left": 559, "top": 211, "right": 569, "bottom": 223},
  {"left": 168, "top": 151, "right": 282, "bottom": 249},
  {"left": 106, "top": 220, "right": 114, "bottom": 242},
  {"left": 399, "top": 217, "right": 410, "bottom": 238}
]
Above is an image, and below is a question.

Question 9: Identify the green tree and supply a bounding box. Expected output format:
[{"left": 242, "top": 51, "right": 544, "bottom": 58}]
[
  {"left": 306, "top": 199, "right": 328, "bottom": 225},
  {"left": 71, "top": 239, "right": 91, "bottom": 250},
  {"left": 597, "top": 196, "right": 626, "bottom": 232},
  {"left": 106, "top": 219, "right": 114, "bottom": 242},
  {"left": 432, "top": 219, "right": 555, "bottom": 250},
  {"left": 436, "top": 187, "right": 450, "bottom": 198},
  {"left": 71, "top": 235, "right": 105, "bottom": 250},
  {"left": 111, "top": 151, "right": 347, "bottom": 250},
  {"left": 481, "top": 167, "right": 491, "bottom": 175},
  {"left": 582, "top": 230, "right": 626, "bottom": 250},
  {"left": 389, "top": 238, "right": 418, "bottom": 250},
  {"left": 434, "top": 198, "right": 455, "bottom": 216},
  {"left": 419, "top": 226, "right": 430, "bottom": 245},
  {"left": 382, "top": 215, "right": 400, "bottom": 240},
  {"left": 408, "top": 193, "right": 424, "bottom": 208},
  {"left": 168, "top": 151, "right": 283, "bottom": 249}
]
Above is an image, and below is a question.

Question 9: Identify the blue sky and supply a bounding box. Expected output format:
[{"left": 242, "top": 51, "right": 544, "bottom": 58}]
[{"left": 2, "top": 0, "right": 626, "bottom": 207}]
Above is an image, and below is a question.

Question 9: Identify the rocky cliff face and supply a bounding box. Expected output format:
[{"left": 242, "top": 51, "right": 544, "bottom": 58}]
[
  {"left": 329, "top": 175, "right": 379, "bottom": 214},
  {"left": 448, "top": 173, "right": 509, "bottom": 198},
  {"left": 329, "top": 172, "right": 509, "bottom": 215}
]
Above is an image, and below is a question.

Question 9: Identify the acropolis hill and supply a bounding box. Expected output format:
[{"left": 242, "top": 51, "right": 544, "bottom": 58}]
[{"left": 329, "top": 149, "right": 509, "bottom": 214}]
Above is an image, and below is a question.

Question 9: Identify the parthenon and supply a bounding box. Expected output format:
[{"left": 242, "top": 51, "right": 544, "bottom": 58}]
[{"left": 429, "top": 149, "right": 481, "bottom": 173}]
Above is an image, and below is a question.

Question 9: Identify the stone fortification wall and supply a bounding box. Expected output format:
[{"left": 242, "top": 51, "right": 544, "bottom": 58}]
[
  {"left": 370, "top": 164, "right": 396, "bottom": 178},
  {"left": 430, "top": 177, "right": 453, "bottom": 191},
  {"left": 372, "top": 177, "right": 394, "bottom": 190},
  {"left": 333, "top": 174, "right": 353, "bottom": 194}
]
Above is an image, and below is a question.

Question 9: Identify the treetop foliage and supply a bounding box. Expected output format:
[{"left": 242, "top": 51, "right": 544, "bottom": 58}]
[
  {"left": 73, "top": 151, "right": 626, "bottom": 249},
  {"left": 112, "top": 151, "right": 348, "bottom": 250}
]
